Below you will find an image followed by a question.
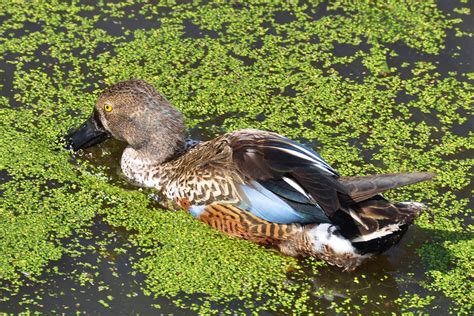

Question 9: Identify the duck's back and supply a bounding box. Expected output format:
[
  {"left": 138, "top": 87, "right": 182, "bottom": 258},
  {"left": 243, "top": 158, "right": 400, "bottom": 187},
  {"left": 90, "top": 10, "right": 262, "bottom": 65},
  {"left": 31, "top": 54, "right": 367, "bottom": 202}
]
[
  {"left": 158, "top": 129, "right": 433, "bottom": 254},
  {"left": 160, "top": 129, "right": 331, "bottom": 222}
]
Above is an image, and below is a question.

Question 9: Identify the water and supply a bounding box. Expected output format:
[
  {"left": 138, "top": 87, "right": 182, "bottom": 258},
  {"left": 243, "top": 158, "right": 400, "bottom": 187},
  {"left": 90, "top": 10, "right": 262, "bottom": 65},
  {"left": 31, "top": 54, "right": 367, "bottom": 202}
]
[{"left": 0, "top": 1, "right": 472, "bottom": 314}]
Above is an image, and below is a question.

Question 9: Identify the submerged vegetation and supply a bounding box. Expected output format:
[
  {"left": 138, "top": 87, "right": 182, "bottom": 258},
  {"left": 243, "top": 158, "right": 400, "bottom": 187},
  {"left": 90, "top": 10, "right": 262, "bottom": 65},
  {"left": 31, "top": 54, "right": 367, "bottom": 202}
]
[{"left": 0, "top": 0, "right": 472, "bottom": 314}]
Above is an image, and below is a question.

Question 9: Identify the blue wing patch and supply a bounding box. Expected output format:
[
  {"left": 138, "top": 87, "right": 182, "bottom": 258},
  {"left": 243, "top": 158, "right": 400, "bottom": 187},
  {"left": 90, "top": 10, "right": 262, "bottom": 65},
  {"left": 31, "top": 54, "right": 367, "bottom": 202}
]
[
  {"left": 189, "top": 204, "right": 206, "bottom": 217},
  {"left": 237, "top": 181, "right": 327, "bottom": 224}
]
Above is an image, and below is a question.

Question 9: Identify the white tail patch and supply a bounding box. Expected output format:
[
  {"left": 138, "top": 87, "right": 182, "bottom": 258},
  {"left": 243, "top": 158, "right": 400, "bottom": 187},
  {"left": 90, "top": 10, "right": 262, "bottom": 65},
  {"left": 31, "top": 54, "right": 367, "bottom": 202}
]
[
  {"left": 398, "top": 202, "right": 427, "bottom": 211},
  {"left": 307, "top": 224, "right": 356, "bottom": 254},
  {"left": 351, "top": 223, "right": 402, "bottom": 243}
]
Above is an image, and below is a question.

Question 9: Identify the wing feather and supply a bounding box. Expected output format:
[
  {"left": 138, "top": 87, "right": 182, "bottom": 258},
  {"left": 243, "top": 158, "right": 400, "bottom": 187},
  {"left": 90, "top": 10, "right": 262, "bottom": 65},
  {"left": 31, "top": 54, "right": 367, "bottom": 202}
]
[
  {"left": 228, "top": 129, "right": 345, "bottom": 217},
  {"left": 339, "top": 172, "right": 436, "bottom": 203},
  {"left": 172, "top": 129, "right": 433, "bottom": 231}
]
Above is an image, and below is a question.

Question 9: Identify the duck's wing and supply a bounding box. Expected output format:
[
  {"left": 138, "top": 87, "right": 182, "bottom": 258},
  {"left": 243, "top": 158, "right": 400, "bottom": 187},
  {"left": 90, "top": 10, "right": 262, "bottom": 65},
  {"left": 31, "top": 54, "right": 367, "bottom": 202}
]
[
  {"left": 338, "top": 172, "right": 435, "bottom": 203},
  {"left": 227, "top": 129, "right": 345, "bottom": 224},
  {"left": 171, "top": 130, "right": 335, "bottom": 224},
  {"left": 175, "top": 129, "right": 433, "bottom": 226},
  {"left": 226, "top": 129, "right": 435, "bottom": 224}
]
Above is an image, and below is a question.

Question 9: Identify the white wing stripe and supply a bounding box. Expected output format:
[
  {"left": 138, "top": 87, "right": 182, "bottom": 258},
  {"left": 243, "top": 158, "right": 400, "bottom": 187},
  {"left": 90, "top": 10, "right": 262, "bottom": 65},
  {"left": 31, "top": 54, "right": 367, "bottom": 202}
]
[
  {"left": 265, "top": 146, "right": 335, "bottom": 174},
  {"left": 291, "top": 143, "right": 332, "bottom": 168},
  {"left": 284, "top": 141, "right": 334, "bottom": 172},
  {"left": 268, "top": 139, "right": 335, "bottom": 172},
  {"left": 274, "top": 138, "right": 325, "bottom": 162},
  {"left": 272, "top": 138, "right": 327, "bottom": 164},
  {"left": 282, "top": 176, "right": 312, "bottom": 200},
  {"left": 265, "top": 146, "right": 319, "bottom": 163}
]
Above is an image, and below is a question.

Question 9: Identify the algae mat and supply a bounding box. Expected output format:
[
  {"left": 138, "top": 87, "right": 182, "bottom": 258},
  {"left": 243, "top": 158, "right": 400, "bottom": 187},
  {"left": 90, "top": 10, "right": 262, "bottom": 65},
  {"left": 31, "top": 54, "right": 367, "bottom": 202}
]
[{"left": 0, "top": 1, "right": 473, "bottom": 314}]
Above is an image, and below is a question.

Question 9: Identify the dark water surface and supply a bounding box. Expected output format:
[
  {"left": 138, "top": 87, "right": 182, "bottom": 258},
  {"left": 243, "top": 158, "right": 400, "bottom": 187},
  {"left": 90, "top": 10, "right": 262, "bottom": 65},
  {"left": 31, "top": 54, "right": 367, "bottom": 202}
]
[{"left": 0, "top": 1, "right": 472, "bottom": 315}]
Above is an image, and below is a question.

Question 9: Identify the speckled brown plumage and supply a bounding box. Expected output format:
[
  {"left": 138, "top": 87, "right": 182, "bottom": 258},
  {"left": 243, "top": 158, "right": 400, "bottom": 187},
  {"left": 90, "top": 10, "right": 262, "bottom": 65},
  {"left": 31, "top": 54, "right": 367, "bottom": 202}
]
[{"left": 67, "top": 79, "right": 436, "bottom": 271}]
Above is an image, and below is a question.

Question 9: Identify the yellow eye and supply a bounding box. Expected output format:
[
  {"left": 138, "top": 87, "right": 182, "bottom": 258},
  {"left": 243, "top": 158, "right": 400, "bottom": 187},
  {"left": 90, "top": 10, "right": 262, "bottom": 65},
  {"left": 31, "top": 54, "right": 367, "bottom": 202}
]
[{"left": 104, "top": 103, "right": 113, "bottom": 112}]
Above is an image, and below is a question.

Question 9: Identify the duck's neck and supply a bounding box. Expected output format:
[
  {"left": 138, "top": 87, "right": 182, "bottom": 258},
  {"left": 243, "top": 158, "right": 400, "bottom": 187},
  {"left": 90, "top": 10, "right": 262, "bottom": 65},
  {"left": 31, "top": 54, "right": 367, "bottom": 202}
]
[{"left": 120, "top": 138, "right": 200, "bottom": 189}]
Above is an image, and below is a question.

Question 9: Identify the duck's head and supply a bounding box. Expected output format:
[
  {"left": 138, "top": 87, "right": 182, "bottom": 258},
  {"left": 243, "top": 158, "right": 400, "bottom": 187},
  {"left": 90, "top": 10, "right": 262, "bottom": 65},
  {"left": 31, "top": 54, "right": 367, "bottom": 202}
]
[{"left": 67, "top": 79, "right": 186, "bottom": 162}]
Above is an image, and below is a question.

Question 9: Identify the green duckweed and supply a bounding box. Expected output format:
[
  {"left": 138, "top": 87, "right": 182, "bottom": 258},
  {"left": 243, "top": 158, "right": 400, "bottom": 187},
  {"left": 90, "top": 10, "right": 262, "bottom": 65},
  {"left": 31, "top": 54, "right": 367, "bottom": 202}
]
[{"left": 0, "top": 0, "right": 472, "bottom": 314}]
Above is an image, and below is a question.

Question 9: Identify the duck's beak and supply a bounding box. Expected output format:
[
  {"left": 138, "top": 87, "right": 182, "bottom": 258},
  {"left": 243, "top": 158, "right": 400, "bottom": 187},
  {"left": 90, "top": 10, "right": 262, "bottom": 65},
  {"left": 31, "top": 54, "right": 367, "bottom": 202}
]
[{"left": 65, "top": 110, "right": 110, "bottom": 151}]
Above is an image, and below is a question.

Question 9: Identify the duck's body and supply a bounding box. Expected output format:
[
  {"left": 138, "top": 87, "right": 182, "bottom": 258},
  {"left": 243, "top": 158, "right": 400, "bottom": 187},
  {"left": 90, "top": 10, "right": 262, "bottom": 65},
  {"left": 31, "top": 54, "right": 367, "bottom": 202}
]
[{"left": 67, "top": 79, "right": 434, "bottom": 271}]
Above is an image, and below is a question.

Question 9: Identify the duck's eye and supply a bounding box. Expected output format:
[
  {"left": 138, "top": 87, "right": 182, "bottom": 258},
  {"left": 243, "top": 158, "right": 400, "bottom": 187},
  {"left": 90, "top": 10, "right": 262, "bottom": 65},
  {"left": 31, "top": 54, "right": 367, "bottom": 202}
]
[{"left": 104, "top": 104, "right": 113, "bottom": 112}]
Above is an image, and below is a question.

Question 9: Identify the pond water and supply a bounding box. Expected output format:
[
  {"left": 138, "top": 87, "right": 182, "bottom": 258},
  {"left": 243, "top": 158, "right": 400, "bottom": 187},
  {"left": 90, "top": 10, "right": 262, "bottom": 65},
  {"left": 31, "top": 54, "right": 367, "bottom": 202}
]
[{"left": 0, "top": 1, "right": 472, "bottom": 314}]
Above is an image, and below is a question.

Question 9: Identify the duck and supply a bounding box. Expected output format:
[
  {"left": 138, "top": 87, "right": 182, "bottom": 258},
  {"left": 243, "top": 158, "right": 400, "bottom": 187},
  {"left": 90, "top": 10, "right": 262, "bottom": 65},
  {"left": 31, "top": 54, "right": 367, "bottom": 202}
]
[{"left": 66, "top": 79, "right": 435, "bottom": 271}]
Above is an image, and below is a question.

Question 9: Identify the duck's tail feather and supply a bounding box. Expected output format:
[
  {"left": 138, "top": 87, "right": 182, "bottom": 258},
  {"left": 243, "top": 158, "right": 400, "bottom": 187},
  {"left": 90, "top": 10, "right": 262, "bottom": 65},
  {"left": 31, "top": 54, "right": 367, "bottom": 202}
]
[
  {"left": 333, "top": 197, "right": 428, "bottom": 254},
  {"left": 339, "top": 172, "right": 435, "bottom": 203}
]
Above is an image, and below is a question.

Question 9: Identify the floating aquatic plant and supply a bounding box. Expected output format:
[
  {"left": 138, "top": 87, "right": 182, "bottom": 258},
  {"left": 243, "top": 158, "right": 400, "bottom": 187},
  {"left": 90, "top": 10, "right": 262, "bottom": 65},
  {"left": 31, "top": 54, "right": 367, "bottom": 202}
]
[{"left": 0, "top": 0, "right": 472, "bottom": 314}]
